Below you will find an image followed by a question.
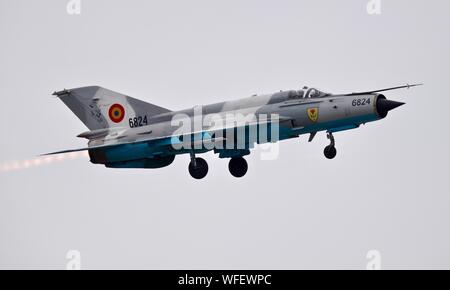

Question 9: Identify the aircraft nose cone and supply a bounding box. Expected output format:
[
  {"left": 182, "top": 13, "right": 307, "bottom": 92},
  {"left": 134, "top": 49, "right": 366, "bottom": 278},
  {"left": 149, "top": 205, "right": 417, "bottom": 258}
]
[
  {"left": 379, "top": 99, "right": 405, "bottom": 111},
  {"left": 376, "top": 98, "right": 405, "bottom": 118}
]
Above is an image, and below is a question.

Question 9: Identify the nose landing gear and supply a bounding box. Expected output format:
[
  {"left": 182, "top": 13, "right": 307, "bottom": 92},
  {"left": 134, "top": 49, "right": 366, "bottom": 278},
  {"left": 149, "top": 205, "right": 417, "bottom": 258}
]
[{"left": 324, "top": 132, "right": 337, "bottom": 159}]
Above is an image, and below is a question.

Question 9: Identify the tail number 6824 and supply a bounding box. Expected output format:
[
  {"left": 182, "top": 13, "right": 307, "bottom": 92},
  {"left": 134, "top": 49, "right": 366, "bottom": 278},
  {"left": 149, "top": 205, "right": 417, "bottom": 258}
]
[{"left": 129, "top": 115, "right": 148, "bottom": 128}]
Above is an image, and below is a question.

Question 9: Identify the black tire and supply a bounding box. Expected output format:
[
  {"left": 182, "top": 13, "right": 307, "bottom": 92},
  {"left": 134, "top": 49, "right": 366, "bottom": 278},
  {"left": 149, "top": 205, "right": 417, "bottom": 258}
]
[
  {"left": 228, "top": 157, "right": 248, "bottom": 178},
  {"left": 324, "top": 145, "right": 337, "bottom": 159},
  {"left": 188, "top": 157, "right": 208, "bottom": 179}
]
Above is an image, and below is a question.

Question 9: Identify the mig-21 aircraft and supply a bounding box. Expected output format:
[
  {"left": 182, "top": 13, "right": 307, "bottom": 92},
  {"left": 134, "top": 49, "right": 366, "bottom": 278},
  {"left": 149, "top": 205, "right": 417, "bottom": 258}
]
[{"left": 46, "top": 84, "right": 421, "bottom": 179}]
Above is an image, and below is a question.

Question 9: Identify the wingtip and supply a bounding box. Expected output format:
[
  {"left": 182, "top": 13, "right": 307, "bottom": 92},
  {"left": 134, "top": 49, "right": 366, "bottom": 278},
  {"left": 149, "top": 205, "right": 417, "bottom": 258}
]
[
  {"left": 407, "top": 83, "right": 424, "bottom": 88},
  {"left": 52, "top": 89, "right": 71, "bottom": 97},
  {"left": 39, "top": 152, "right": 58, "bottom": 157}
]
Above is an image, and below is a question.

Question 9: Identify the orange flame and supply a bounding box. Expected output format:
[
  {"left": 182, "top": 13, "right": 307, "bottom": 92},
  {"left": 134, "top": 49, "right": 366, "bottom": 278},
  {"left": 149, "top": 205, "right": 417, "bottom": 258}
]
[{"left": 0, "top": 151, "right": 89, "bottom": 173}]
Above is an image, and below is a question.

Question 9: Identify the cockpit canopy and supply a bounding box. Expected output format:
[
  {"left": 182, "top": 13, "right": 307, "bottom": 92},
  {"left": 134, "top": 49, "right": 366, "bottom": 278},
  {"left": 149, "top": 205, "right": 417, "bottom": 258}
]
[{"left": 287, "top": 86, "right": 330, "bottom": 99}]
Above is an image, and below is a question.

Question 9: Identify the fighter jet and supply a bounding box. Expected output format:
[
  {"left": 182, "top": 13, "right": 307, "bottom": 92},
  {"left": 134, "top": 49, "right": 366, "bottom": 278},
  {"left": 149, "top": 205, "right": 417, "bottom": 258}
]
[{"left": 47, "top": 84, "right": 420, "bottom": 179}]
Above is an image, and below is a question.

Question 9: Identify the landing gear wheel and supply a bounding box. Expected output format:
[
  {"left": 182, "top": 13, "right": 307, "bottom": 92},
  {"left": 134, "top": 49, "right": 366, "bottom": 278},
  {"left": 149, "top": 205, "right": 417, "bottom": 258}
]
[
  {"left": 323, "top": 132, "right": 337, "bottom": 159},
  {"left": 228, "top": 157, "right": 248, "bottom": 178},
  {"left": 324, "top": 145, "right": 337, "bottom": 159},
  {"left": 188, "top": 157, "right": 208, "bottom": 179}
]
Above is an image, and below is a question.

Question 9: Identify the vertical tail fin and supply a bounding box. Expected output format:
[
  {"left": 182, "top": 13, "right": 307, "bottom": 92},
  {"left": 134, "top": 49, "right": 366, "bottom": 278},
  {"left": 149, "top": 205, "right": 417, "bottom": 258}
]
[{"left": 53, "top": 86, "right": 171, "bottom": 130}]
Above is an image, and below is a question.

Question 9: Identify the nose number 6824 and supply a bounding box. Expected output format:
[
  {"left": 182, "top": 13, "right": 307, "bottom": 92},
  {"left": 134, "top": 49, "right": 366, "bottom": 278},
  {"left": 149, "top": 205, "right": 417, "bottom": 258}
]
[{"left": 352, "top": 98, "right": 371, "bottom": 107}]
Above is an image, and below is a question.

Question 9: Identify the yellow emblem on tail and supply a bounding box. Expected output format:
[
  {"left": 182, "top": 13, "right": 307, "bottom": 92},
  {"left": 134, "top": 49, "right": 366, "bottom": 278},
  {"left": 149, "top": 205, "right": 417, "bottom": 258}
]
[{"left": 307, "top": 107, "right": 319, "bottom": 122}]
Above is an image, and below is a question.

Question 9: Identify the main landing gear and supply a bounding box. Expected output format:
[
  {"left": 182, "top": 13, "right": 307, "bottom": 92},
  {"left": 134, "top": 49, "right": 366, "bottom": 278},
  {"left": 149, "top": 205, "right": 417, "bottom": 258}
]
[
  {"left": 228, "top": 157, "right": 248, "bottom": 178},
  {"left": 188, "top": 151, "right": 208, "bottom": 179},
  {"left": 188, "top": 151, "right": 249, "bottom": 179},
  {"left": 323, "top": 132, "right": 337, "bottom": 159}
]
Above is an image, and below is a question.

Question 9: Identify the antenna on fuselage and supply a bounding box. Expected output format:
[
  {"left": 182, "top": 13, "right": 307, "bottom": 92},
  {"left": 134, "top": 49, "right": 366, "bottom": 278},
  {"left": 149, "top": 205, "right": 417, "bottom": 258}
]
[{"left": 345, "top": 83, "right": 423, "bottom": 96}]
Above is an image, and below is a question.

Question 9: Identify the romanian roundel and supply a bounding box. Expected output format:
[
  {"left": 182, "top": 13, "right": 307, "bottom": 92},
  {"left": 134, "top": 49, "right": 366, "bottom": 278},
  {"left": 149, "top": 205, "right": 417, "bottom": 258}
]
[{"left": 108, "top": 103, "right": 125, "bottom": 123}]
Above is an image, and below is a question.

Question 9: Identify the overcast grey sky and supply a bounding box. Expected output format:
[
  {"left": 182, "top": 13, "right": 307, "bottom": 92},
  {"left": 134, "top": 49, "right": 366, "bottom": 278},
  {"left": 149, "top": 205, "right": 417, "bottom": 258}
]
[{"left": 1, "top": 0, "right": 449, "bottom": 269}]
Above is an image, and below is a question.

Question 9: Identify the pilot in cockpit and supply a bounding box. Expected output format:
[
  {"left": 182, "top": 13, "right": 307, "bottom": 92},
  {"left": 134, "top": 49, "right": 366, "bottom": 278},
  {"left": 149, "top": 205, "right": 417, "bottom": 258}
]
[{"left": 288, "top": 86, "right": 330, "bottom": 99}]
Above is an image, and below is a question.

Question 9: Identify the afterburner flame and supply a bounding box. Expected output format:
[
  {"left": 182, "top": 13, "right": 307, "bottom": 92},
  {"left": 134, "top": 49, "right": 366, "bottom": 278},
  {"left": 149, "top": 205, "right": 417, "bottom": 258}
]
[{"left": 0, "top": 152, "right": 89, "bottom": 173}]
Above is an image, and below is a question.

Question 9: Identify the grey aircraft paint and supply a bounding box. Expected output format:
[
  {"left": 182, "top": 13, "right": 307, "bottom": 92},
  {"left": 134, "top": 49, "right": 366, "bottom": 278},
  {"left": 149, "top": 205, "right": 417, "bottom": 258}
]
[{"left": 49, "top": 84, "right": 418, "bottom": 179}]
